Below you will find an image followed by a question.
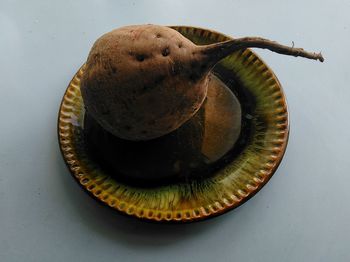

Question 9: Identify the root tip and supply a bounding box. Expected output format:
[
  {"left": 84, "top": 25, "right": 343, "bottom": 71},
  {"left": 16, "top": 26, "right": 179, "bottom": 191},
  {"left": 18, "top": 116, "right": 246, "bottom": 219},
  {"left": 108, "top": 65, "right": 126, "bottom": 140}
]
[{"left": 318, "top": 52, "right": 325, "bottom": 62}]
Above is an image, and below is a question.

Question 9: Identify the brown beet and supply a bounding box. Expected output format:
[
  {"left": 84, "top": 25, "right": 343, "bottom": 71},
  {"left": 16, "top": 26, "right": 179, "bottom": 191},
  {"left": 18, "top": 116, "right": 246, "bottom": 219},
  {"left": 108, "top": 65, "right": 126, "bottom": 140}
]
[{"left": 81, "top": 24, "right": 323, "bottom": 141}]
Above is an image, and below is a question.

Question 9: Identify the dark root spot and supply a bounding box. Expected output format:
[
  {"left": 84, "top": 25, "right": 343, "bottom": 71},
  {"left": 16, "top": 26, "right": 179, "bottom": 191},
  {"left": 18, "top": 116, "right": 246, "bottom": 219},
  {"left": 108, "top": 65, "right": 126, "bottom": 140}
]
[
  {"left": 156, "top": 33, "right": 161, "bottom": 38},
  {"left": 136, "top": 54, "right": 145, "bottom": 61},
  {"left": 162, "top": 48, "right": 170, "bottom": 56},
  {"left": 178, "top": 42, "right": 183, "bottom": 48}
]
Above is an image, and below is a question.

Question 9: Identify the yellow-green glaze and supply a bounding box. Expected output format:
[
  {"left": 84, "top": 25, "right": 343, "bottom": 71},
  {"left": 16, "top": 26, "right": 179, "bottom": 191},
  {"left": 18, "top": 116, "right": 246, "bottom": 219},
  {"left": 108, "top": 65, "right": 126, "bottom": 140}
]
[{"left": 58, "top": 26, "right": 289, "bottom": 222}]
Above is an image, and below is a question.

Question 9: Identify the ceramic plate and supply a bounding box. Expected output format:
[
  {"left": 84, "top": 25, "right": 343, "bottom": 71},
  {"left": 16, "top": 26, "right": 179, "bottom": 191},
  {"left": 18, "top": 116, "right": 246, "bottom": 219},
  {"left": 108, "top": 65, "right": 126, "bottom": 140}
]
[{"left": 58, "top": 26, "right": 289, "bottom": 223}]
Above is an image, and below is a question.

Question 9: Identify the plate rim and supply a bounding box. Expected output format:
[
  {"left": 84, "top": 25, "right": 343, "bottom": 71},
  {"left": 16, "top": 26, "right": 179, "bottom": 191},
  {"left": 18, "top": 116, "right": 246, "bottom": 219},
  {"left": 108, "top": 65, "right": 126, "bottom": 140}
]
[{"left": 58, "top": 25, "right": 289, "bottom": 223}]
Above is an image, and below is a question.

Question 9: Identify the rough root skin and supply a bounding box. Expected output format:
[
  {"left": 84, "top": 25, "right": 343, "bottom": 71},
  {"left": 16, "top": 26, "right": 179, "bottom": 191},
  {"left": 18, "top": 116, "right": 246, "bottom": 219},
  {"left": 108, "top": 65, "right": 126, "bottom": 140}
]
[{"left": 81, "top": 25, "right": 324, "bottom": 141}]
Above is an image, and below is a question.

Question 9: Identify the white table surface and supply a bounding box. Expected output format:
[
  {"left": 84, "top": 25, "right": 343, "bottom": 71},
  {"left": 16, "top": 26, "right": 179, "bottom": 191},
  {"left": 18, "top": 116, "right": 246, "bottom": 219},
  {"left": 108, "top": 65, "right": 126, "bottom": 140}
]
[{"left": 1, "top": 1, "right": 349, "bottom": 261}]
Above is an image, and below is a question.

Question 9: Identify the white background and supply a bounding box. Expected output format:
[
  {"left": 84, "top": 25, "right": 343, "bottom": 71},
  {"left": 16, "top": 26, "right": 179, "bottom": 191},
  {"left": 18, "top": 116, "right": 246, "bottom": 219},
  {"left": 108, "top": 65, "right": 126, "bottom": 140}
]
[{"left": 1, "top": 1, "right": 349, "bottom": 261}]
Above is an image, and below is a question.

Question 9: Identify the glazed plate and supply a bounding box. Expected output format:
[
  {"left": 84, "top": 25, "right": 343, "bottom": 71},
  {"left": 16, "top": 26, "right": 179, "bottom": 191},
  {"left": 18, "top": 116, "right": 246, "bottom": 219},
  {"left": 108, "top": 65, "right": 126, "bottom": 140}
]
[{"left": 58, "top": 26, "right": 289, "bottom": 223}]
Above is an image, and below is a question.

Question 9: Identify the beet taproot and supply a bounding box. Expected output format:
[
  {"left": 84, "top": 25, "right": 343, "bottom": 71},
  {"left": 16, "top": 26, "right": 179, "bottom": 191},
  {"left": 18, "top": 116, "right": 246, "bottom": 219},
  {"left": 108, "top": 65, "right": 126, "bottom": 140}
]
[{"left": 81, "top": 24, "right": 323, "bottom": 141}]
